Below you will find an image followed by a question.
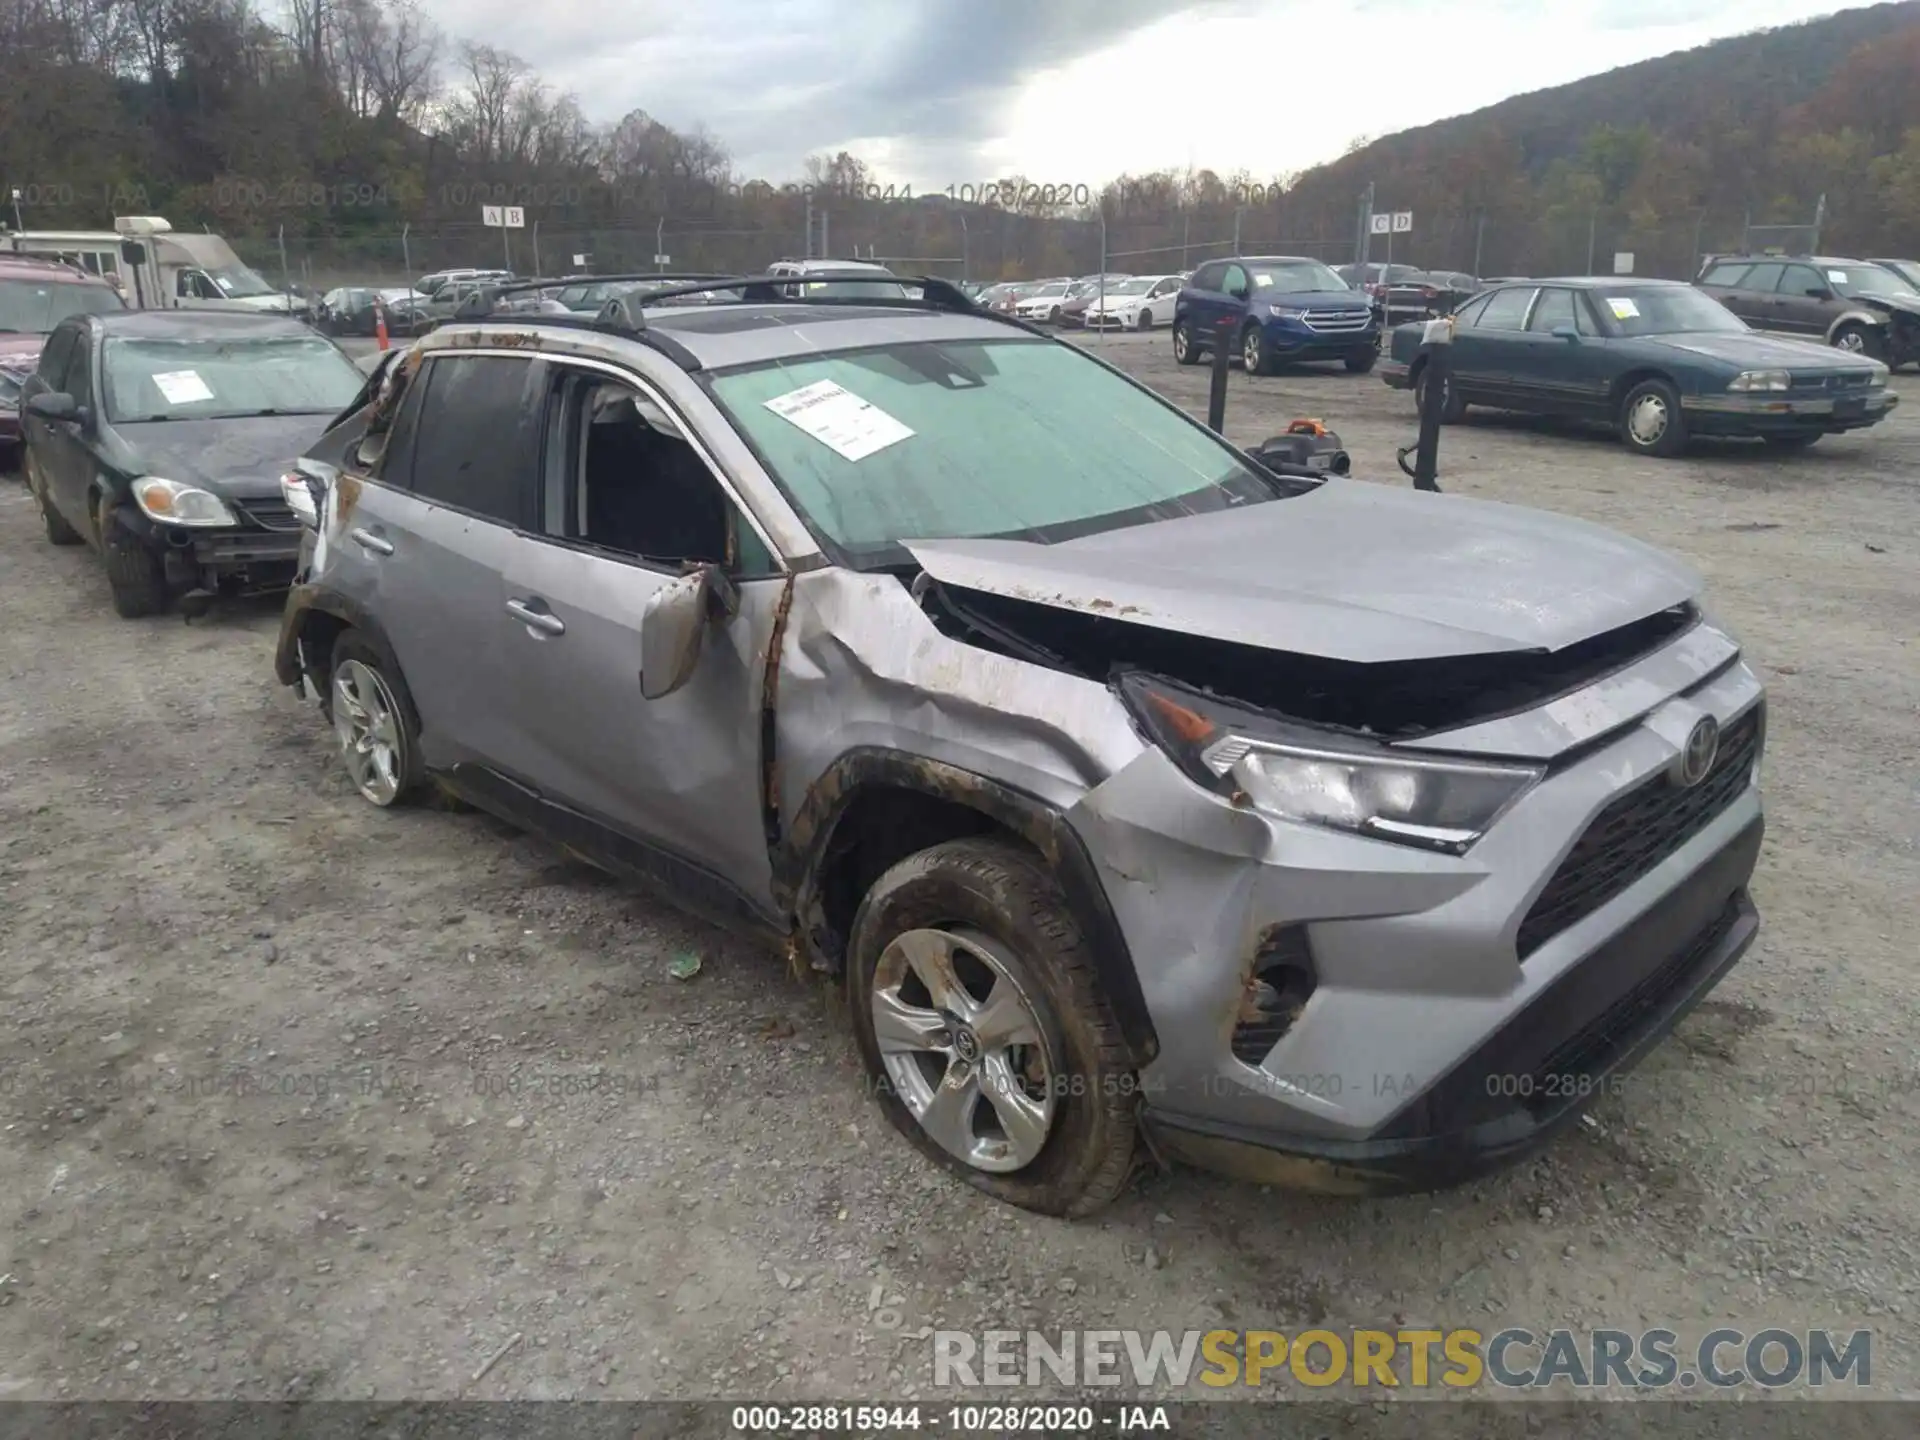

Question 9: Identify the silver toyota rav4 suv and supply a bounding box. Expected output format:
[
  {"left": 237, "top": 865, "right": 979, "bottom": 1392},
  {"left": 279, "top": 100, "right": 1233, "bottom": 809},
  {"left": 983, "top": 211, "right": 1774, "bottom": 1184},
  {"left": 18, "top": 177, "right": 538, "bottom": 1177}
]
[{"left": 274, "top": 275, "right": 1765, "bottom": 1217}]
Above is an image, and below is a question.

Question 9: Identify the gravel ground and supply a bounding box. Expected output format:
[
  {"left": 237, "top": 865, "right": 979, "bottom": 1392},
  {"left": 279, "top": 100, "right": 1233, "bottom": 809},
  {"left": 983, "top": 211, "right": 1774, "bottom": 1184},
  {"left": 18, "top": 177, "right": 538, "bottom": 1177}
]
[{"left": 0, "top": 333, "right": 1915, "bottom": 1407}]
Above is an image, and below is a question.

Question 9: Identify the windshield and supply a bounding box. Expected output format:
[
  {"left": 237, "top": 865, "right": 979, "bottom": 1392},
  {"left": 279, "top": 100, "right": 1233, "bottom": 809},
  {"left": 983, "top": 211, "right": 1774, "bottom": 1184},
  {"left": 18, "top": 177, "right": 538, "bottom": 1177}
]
[
  {"left": 707, "top": 337, "right": 1284, "bottom": 566},
  {"left": 0, "top": 278, "right": 123, "bottom": 332},
  {"left": 203, "top": 262, "right": 276, "bottom": 299},
  {"left": 1600, "top": 287, "right": 1748, "bottom": 336},
  {"left": 103, "top": 333, "right": 365, "bottom": 422},
  {"left": 1102, "top": 279, "right": 1155, "bottom": 297},
  {"left": 1829, "top": 264, "right": 1918, "bottom": 297},
  {"left": 1247, "top": 260, "right": 1348, "bottom": 294},
  {"left": 1030, "top": 283, "right": 1069, "bottom": 299}
]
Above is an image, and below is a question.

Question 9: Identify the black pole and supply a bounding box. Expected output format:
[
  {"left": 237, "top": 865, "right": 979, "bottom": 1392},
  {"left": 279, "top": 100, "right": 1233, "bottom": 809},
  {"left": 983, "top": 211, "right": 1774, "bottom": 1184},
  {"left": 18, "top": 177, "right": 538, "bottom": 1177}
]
[
  {"left": 1206, "top": 316, "right": 1233, "bottom": 433},
  {"left": 1411, "top": 327, "right": 1449, "bottom": 492}
]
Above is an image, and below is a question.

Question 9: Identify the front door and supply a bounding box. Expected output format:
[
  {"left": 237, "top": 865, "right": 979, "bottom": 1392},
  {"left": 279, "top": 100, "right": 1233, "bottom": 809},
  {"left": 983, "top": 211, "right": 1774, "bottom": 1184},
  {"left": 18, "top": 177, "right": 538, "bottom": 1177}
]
[
  {"left": 1509, "top": 285, "right": 1610, "bottom": 416},
  {"left": 492, "top": 363, "right": 786, "bottom": 918},
  {"left": 1450, "top": 285, "right": 1534, "bottom": 406},
  {"left": 1772, "top": 263, "right": 1835, "bottom": 337}
]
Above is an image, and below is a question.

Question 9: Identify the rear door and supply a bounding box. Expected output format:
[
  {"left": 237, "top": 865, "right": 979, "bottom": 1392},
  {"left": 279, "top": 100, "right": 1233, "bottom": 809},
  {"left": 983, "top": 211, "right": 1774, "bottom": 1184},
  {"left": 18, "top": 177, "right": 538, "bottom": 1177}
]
[
  {"left": 343, "top": 350, "right": 545, "bottom": 770},
  {"left": 1719, "top": 261, "right": 1785, "bottom": 331},
  {"left": 1179, "top": 261, "right": 1230, "bottom": 345},
  {"left": 1450, "top": 284, "right": 1534, "bottom": 405},
  {"left": 493, "top": 360, "right": 789, "bottom": 918}
]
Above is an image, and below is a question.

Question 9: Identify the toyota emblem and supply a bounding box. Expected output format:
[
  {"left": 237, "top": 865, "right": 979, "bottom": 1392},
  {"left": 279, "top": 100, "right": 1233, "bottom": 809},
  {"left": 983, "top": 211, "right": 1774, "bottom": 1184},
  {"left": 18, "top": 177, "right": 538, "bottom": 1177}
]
[{"left": 1674, "top": 715, "right": 1720, "bottom": 788}]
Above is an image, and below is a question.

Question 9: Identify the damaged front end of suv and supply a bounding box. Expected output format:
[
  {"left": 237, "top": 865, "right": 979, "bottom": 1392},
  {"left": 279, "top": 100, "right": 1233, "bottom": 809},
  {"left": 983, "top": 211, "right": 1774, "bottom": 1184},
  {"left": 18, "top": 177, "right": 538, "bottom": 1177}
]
[{"left": 774, "top": 471, "right": 1765, "bottom": 1198}]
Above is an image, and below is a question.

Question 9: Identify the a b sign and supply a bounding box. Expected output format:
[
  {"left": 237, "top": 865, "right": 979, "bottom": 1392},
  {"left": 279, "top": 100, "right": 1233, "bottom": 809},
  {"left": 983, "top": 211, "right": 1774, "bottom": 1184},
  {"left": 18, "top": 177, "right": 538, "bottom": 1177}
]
[{"left": 482, "top": 206, "right": 526, "bottom": 228}]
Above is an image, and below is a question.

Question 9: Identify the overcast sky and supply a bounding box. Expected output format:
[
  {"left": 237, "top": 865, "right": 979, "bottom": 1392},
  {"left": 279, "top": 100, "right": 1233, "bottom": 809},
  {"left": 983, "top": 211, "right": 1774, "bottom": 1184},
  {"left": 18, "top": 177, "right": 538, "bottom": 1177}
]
[{"left": 418, "top": 0, "right": 1856, "bottom": 185}]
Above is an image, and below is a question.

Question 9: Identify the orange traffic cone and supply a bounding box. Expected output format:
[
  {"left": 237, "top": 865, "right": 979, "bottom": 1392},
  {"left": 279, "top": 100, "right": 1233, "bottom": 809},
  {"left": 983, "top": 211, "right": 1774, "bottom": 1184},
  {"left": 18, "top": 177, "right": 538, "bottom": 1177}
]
[{"left": 375, "top": 300, "right": 390, "bottom": 350}]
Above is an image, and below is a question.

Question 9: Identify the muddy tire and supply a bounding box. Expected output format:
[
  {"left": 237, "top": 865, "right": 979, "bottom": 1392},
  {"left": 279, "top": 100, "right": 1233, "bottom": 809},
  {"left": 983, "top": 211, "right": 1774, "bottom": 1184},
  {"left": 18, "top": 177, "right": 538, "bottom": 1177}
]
[
  {"left": 846, "top": 837, "right": 1138, "bottom": 1218},
  {"left": 31, "top": 460, "right": 83, "bottom": 546},
  {"left": 101, "top": 512, "right": 169, "bottom": 618},
  {"left": 326, "top": 631, "right": 425, "bottom": 807}
]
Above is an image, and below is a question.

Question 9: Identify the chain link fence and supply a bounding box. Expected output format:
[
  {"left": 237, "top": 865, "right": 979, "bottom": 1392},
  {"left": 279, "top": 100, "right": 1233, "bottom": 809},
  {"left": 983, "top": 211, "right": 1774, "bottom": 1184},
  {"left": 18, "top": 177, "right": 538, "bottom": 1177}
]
[{"left": 223, "top": 206, "right": 1778, "bottom": 294}]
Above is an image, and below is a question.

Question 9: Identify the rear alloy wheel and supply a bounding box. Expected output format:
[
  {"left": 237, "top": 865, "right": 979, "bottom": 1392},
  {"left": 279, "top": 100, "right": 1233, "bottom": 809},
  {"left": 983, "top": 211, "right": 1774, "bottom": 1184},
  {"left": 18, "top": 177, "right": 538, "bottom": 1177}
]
[
  {"left": 328, "top": 633, "right": 424, "bottom": 807},
  {"left": 1618, "top": 377, "right": 1688, "bottom": 458},
  {"left": 848, "top": 838, "right": 1137, "bottom": 1217},
  {"left": 1832, "top": 323, "right": 1885, "bottom": 362},
  {"left": 28, "top": 456, "right": 82, "bottom": 546},
  {"left": 1242, "top": 324, "right": 1272, "bottom": 375},
  {"left": 1172, "top": 322, "right": 1200, "bottom": 365}
]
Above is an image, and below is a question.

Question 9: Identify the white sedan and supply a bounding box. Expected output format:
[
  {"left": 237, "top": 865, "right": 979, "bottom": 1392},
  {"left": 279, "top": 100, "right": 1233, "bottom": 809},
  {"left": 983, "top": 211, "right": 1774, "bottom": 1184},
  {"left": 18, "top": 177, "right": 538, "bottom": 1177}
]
[
  {"left": 1081, "top": 274, "right": 1185, "bottom": 330},
  {"left": 1013, "top": 281, "right": 1074, "bottom": 323}
]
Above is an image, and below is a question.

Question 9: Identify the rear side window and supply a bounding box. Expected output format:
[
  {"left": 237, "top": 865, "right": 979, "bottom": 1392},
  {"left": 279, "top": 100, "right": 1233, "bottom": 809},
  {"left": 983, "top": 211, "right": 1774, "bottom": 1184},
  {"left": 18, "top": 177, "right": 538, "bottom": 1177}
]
[
  {"left": 1476, "top": 288, "right": 1535, "bottom": 330},
  {"left": 59, "top": 329, "right": 93, "bottom": 407},
  {"left": 1739, "top": 262, "right": 1785, "bottom": 293},
  {"left": 1701, "top": 262, "right": 1749, "bottom": 287},
  {"left": 1190, "top": 263, "right": 1223, "bottom": 291},
  {"left": 402, "top": 355, "right": 540, "bottom": 527}
]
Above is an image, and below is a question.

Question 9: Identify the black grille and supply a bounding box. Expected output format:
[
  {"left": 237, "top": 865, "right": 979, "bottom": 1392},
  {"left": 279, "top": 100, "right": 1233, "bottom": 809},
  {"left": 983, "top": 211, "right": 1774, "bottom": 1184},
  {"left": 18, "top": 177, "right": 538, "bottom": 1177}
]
[
  {"left": 1523, "top": 897, "right": 1742, "bottom": 1112},
  {"left": 234, "top": 498, "right": 301, "bottom": 531},
  {"left": 1517, "top": 707, "right": 1761, "bottom": 959}
]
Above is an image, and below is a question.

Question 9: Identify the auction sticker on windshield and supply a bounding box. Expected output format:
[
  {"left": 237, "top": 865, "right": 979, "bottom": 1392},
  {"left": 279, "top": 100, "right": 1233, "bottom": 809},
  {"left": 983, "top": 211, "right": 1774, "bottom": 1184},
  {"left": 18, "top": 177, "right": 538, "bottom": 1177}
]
[
  {"left": 1607, "top": 297, "right": 1640, "bottom": 319},
  {"left": 764, "top": 379, "right": 913, "bottom": 461},
  {"left": 152, "top": 370, "right": 215, "bottom": 405}
]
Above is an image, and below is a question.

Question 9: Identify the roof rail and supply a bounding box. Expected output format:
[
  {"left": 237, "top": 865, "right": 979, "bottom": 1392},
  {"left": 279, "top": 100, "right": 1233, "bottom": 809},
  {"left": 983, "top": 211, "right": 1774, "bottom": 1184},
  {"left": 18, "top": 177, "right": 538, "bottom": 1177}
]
[{"left": 452, "top": 271, "right": 979, "bottom": 330}]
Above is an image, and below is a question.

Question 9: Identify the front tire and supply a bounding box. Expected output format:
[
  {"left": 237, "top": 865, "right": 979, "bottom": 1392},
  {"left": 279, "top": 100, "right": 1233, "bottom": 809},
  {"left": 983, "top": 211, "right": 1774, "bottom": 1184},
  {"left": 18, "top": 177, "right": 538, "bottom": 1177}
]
[
  {"left": 327, "top": 632, "right": 425, "bottom": 807},
  {"left": 1414, "top": 362, "right": 1467, "bottom": 423},
  {"left": 1135, "top": 308, "right": 1152, "bottom": 331},
  {"left": 101, "top": 510, "right": 169, "bottom": 617},
  {"left": 1172, "top": 321, "right": 1201, "bottom": 365},
  {"left": 1832, "top": 323, "right": 1885, "bottom": 362},
  {"left": 847, "top": 838, "right": 1137, "bottom": 1218},
  {"left": 1345, "top": 349, "right": 1377, "bottom": 374},
  {"left": 1618, "top": 377, "right": 1688, "bottom": 458}
]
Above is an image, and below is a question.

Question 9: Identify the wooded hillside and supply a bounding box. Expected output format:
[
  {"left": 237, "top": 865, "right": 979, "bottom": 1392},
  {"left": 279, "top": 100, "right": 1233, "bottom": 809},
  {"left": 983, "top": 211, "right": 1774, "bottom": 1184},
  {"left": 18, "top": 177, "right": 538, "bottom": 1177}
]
[{"left": 3, "top": 0, "right": 1918, "bottom": 283}]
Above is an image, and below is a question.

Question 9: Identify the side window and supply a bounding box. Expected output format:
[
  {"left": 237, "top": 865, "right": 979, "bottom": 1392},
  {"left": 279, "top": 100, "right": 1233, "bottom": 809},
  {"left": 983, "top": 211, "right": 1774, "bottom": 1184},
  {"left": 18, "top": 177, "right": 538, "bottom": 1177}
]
[
  {"left": 1220, "top": 264, "right": 1249, "bottom": 296},
  {"left": 1476, "top": 287, "right": 1535, "bottom": 330},
  {"left": 1780, "top": 264, "right": 1824, "bottom": 297},
  {"left": 1702, "top": 262, "right": 1749, "bottom": 287},
  {"left": 403, "top": 355, "right": 540, "bottom": 527},
  {"left": 60, "top": 330, "right": 93, "bottom": 408},
  {"left": 1190, "top": 263, "right": 1222, "bottom": 292},
  {"left": 38, "top": 326, "right": 77, "bottom": 385},
  {"left": 1739, "top": 262, "right": 1784, "bottom": 293},
  {"left": 540, "top": 370, "right": 778, "bottom": 577},
  {"left": 1154, "top": 277, "right": 1180, "bottom": 297},
  {"left": 1527, "top": 288, "right": 1578, "bottom": 332},
  {"left": 1450, "top": 294, "right": 1493, "bottom": 328}
]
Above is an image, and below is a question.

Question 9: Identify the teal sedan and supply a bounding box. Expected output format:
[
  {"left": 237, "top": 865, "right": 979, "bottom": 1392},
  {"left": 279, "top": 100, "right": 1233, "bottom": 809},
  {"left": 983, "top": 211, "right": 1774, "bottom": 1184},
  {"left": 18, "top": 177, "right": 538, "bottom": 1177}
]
[{"left": 1379, "top": 277, "right": 1896, "bottom": 457}]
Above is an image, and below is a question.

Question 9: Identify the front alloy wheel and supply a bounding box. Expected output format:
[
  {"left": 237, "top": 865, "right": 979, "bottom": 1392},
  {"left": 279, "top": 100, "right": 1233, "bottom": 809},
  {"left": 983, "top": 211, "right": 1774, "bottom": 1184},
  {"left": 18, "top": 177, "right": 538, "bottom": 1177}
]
[{"left": 871, "top": 927, "right": 1057, "bottom": 1173}]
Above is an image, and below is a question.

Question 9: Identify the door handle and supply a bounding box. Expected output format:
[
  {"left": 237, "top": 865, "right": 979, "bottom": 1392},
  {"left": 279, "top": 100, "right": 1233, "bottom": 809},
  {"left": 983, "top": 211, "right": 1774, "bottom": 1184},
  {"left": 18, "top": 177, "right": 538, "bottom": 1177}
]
[
  {"left": 505, "top": 598, "right": 565, "bottom": 636},
  {"left": 350, "top": 527, "right": 393, "bottom": 555}
]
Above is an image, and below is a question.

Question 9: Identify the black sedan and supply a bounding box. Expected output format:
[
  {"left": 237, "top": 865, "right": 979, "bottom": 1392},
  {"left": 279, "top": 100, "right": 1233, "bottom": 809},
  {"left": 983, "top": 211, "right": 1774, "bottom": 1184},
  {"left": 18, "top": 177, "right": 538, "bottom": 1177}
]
[
  {"left": 18, "top": 310, "right": 366, "bottom": 616},
  {"left": 1379, "top": 277, "right": 1897, "bottom": 457}
]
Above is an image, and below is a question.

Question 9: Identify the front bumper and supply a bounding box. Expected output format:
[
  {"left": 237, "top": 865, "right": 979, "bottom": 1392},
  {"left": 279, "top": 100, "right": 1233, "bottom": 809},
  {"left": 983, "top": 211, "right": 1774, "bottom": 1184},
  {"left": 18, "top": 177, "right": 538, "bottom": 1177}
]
[
  {"left": 1684, "top": 388, "right": 1897, "bottom": 436},
  {"left": 1260, "top": 319, "right": 1381, "bottom": 358},
  {"left": 121, "top": 503, "right": 303, "bottom": 592},
  {"left": 1068, "top": 643, "right": 1765, "bottom": 1193}
]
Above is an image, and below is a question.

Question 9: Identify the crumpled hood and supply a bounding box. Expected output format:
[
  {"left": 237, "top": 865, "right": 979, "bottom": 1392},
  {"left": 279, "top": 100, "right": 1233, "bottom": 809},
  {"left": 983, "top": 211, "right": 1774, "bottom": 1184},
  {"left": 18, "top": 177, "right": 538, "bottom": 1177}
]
[
  {"left": 904, "top": 480, "right": 1701, "bottom": 663},
  {"left": 113, "top": 415, "right": 337, "bottom": 499},
  {"left": 1656, "top": 330, "right": 1884, "bottom": 369},
  {"left": 1855, "top": 287, "right": 1920, "bottom": 315}
]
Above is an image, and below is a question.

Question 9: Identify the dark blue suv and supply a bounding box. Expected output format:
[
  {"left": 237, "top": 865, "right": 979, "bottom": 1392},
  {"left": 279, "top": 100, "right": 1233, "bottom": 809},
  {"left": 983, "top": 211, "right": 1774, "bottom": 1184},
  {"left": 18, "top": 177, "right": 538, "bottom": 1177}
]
[{"left": 1172, "top": 255, "right": 1380, "bottom": 374}]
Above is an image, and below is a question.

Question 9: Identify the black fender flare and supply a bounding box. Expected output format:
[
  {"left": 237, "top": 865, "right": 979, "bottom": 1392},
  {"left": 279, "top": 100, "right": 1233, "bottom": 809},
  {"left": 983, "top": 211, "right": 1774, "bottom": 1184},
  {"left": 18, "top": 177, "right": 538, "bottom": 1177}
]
[{"left": 775, "top": 747, "right": 1159, "bottom": 1067}]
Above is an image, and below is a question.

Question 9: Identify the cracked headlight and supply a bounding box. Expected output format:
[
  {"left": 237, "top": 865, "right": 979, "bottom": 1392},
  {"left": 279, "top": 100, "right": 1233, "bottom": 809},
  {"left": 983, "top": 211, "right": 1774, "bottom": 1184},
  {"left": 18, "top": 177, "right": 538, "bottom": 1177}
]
[
  {"left": 1120, "top": 673, "right": 1541, "bottom": 854},
  {"left": 1727, "top": 370, "right": 1790, "bottom": 392},
  {"left": 132, "top": 476, "right": 236, "bottom": 526}
]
